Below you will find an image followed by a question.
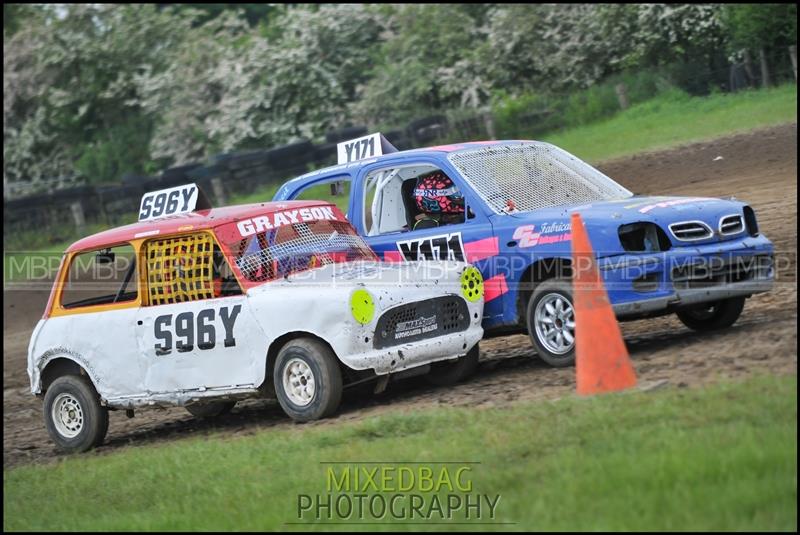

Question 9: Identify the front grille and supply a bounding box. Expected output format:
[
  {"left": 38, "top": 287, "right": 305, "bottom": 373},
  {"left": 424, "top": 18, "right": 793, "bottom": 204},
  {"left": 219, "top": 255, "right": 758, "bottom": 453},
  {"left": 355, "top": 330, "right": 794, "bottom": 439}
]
[
  {"left": 718, "top": 214, "right": 744, "bottom": 236},
  {"left": 671, "top": 255, "right": 772, "bottom": 290},
  {"left": 669, "top": 221, "right": 713, "bottom": 242},
  {"left": 374, "top": 296, "right": 470, "bottom": 349}
]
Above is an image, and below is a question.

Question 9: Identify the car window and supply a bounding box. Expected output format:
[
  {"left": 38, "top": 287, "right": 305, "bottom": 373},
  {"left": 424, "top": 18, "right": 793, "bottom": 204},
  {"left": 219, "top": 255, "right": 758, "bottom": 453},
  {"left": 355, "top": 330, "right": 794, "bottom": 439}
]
[
  {"left": 144, "top": 232, "right": 241, "bottom": 306},
  {"left": 291, "top": 176, "right": 351, "bottom": 214},
  {"left": 363, "top": 164, "right": 466, "bottom": 237},
  {"left": 61, "top": 244, "right": 138, "bottom": 309}
]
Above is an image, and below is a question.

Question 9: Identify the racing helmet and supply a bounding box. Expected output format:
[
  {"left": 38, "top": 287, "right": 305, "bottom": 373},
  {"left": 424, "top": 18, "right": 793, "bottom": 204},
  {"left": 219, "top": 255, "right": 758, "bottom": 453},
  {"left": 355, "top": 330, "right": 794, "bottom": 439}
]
[{"left": 413, "top": 171, "right": 464, "bottom": 215}]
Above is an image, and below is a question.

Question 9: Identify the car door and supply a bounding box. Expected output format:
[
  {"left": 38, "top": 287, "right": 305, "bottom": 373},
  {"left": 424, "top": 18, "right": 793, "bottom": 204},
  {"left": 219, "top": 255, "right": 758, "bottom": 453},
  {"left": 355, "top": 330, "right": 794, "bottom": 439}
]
[
  {"left": 352, "top": 157, "right": 507, "bottom": 324},
  {"left": 135, "top": 231, "right": 269, "bottom": 394}
]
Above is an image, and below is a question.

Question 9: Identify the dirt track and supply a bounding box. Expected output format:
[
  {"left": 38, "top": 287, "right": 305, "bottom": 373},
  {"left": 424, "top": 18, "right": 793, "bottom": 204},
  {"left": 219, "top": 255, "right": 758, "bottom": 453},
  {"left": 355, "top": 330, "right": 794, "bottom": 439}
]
[{"left": 4, "top": 123, "right": 797, "bottom": 469}]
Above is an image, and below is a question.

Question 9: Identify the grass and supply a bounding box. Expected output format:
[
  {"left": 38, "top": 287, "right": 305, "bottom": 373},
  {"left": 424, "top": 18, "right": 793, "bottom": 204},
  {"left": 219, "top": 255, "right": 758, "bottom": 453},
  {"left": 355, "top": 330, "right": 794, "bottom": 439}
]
[
  {"left": 3, "top": 241, "right": 71, "bottom": 284},
  {"left": 228, "top": 181, "right": 350, "bottom": 212},
  {"left": 543, "top": 84, "right": 797, "bottom": 163},
  {"left": 4, "top": 375, "right": 796, "bottom": 531}
]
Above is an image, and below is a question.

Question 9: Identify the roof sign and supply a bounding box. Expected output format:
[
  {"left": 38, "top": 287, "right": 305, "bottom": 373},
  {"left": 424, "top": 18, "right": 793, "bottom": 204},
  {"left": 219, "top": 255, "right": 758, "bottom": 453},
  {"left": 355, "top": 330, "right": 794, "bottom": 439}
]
[
  {"left": 138, "top": 183, "right": 212, "bottom": 222},
  {"left": 337, "top": 132, "right": 398, "bottom": 165}
]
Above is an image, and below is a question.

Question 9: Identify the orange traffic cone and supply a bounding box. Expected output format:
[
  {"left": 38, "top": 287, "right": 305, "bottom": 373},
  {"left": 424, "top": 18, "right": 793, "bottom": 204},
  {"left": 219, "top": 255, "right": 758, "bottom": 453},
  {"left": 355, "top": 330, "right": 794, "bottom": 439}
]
[{"left": 571, "top": 212, "right": 637, "bottom": 395}]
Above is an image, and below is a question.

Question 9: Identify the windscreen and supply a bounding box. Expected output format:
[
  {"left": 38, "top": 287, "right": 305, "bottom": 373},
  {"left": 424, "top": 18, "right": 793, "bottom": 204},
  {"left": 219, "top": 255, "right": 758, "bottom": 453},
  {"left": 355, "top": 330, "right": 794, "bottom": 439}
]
[
  {"left": 447, "top": 142, "right": 632, "bottom": 213},
  {"left": 219, "top": 216, "right": 377, "bottom": 285}
]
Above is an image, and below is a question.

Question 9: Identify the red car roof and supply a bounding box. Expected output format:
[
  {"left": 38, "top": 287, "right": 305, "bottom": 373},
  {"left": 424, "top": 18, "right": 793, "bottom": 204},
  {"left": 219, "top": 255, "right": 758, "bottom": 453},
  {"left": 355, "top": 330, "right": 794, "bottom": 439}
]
[{"left": 67, "top": 200, "right": 336, "bottom": 253}]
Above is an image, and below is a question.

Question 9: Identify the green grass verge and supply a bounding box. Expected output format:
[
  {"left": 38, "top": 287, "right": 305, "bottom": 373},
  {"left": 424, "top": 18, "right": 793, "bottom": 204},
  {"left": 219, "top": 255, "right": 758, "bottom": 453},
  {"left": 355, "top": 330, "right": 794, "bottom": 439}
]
[
  {"left": 3, "top": 242, "right": 70, "bottom": 284},
  {"left": 4, "top": 375, "right": 796, "bottom": 531},
  {"left": 542, "top": 84, "right": 797, "bottom": 163},
  {"left": 228, "top": 181, "right": 350, "bottom": 212}
]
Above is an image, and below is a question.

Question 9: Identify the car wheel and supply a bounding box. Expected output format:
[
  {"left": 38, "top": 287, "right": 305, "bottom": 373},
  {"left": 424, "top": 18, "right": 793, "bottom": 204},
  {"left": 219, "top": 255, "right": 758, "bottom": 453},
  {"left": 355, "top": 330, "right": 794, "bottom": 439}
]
[
  {"left": 274, "top": 338, "right": 343, "bottom": 422},
  {"left": 527, "top": 278, "right": 576, "bottom": 367},
  {"left": 425, "top": 344, "right": 480, "bottom": 386},
  {"left": 43, "top": 375, "right": 109, "bottom": 453},
  {"left": 185, "top": 401, "right": 236, "bottom": 419},
  {"left": 676, "top": 297, "right": 746, "bottom": 331}
]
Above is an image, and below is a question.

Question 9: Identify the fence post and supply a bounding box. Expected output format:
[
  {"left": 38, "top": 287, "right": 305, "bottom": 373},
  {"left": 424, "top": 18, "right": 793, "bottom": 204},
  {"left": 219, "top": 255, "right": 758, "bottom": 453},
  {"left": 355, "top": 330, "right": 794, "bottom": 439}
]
[
  {"left": 758, "top": 48, "right": 771, "bottom": 88},
  {"left": 743, "top": 49, "right": 756, "bottom": 86},
  {"left": 615, "top": 83, "right": 630, "bottom": 110},
  {"left": 70, "top": 201, "right": 86, "bottom": 236},
  {"left": 482, "top": 109, "right": 497, "bottom": 141},
  {"left": 211, "top": 177, "right": 227, "bottom": 206},
  {"left": 790, "top": 45, "right": 797, "bottom": 82}
]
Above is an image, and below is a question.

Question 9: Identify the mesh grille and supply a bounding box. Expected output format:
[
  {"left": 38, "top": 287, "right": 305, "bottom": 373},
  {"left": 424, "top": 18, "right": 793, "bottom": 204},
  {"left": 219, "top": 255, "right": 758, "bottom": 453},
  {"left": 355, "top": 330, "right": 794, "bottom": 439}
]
[
  {"left": 146, "top": 233, "right": 215, "bottom": 305},
  {"left": 374, "top": 296, "right": 470, "bottom": 349},
  {"left": 448, "top": 142, "right": 632, "bottom": 213},
  {"left": 228, "top": 219, "right": 376, "bottom": 283}
]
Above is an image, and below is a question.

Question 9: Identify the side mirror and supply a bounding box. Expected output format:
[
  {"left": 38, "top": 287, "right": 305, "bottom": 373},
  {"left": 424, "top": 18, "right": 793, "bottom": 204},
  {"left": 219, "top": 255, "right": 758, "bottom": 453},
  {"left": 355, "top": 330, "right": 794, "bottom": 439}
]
[{"left": 96, "top": 250, "right": 115, "bottom": 264}]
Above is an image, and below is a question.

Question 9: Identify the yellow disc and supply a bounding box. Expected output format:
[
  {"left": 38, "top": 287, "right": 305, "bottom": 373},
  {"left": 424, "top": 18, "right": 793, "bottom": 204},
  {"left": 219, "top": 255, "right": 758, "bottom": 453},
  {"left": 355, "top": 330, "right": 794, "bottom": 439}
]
[
  {"left": 350, "top": 289, "right": 375, "bottom": 325},
  {"left": 460, "top": 266, "right": 484, "bottom": 303}
]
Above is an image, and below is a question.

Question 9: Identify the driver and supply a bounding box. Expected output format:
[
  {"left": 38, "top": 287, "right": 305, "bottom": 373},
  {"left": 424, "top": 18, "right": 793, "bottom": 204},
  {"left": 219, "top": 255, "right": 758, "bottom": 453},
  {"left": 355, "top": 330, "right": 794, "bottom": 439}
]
[{"left": 412, "top": 171, "right": 465, "bottom": 229}]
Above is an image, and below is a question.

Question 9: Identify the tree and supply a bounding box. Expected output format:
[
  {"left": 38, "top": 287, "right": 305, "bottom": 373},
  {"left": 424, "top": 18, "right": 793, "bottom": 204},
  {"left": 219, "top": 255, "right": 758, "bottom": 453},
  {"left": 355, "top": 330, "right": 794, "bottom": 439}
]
[
  {"left": 4, "top": 4, "right": 193, "bottom": 188},
  {"left": 353, "top": 4, "right": 490, "bottom": 126},
  {"left": 135, "top": 5, "right": 382, "bottom": 166}
]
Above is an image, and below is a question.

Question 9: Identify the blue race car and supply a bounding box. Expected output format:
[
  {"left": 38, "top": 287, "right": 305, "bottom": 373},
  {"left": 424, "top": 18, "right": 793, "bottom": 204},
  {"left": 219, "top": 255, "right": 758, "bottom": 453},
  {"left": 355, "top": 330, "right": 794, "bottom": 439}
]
[{"left": 274, "top": 134, "right": 774, "bottom": 366}]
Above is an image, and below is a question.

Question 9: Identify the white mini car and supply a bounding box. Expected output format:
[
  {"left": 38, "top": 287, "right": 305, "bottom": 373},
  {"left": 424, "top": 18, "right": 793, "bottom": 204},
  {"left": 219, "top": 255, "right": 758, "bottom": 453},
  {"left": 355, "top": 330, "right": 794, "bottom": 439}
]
[{"left": 28, "top": 184, "right": 484, "bottom": 452}]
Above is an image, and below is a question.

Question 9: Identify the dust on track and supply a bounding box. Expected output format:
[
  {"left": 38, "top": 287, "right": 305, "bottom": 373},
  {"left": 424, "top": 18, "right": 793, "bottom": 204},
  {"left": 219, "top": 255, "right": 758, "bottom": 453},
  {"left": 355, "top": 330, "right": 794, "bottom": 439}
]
[{"left": 4, "top": 123, "right": 797, "bottom": 469}]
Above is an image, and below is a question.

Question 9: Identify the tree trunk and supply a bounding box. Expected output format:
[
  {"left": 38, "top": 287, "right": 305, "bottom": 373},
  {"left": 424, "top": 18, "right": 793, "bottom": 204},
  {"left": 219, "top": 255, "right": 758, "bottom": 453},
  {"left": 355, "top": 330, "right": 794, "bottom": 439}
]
[
  {"left": 790, "top": 45, "right": 797, "bottom": 82},
  {"left": 758, "top": 48, "right": 771, "bottom": 88}
]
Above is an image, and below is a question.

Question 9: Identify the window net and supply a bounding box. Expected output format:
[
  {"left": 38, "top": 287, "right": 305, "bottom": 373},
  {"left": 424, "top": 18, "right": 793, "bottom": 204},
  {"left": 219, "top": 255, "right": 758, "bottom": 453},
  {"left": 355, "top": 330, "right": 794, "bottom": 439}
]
[
  {"left": 225, "top": 219, "right": 377, "bottom": 283},
  {"left": 146, "top": 233, "right": 215, "bottom": 305},
  {"left": 448, "top": 142, "right": 632, "bottom": 213}
]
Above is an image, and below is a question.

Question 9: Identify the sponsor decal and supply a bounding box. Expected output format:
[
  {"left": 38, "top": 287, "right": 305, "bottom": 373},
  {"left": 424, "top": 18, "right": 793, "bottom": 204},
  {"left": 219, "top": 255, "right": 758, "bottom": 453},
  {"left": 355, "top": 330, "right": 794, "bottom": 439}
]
[
  {"left": 625, "top": 197, "right": 717, "bottom": 214},
  {"left": 512, "top": 222, "right": 571, "bottom": 248},
  {"left": 413, "top": 186, "right": 460, "bottom": 198},
  {"left": 134, "top": 229, "right": 161, "bottom": 238},
  {"left": 397, "top": 232, "right": 465, "bottom": 262},
  {"left": 395, "top": 315, "right": 438, "bottom": 339},
  {"left": 237, "top": 206, "right": 338, "bottom": 237},
  {"left": 484, "top": 273, "right": 508, "bottom": 302}
]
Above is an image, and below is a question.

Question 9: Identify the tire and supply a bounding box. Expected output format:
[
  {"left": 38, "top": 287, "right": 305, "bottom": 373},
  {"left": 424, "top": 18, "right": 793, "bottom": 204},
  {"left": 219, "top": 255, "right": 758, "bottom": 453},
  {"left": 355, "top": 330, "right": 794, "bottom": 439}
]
[
  {"left": 425, "top": 344, "right": 480, "bottom": 386},
  {"left": 526, "top": 278, "right": 576, "bottom": 367},
  {"left": 676, "top": 297, "right": 746, "bottom": 331},
  {"left": 274, "top": 338, "right": 343, "bottom": 422},
  {"left": 43, "top": 375, "right": 109, "bottom": 453},
  {"left": 185, "top": 401, "right": 236, "bottom": 419}
]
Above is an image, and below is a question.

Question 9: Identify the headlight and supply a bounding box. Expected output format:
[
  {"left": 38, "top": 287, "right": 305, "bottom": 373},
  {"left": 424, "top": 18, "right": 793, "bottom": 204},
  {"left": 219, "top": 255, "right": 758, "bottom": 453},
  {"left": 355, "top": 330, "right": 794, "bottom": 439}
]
[
  {"left": 460, "top": 266, "right": 484, "bottom": 302},
  {"left": 618, "top": 222, "right": 671, "bottom": 252},
  {"left": 350, "top": 288, "right": 375, "bottom": 325}
]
